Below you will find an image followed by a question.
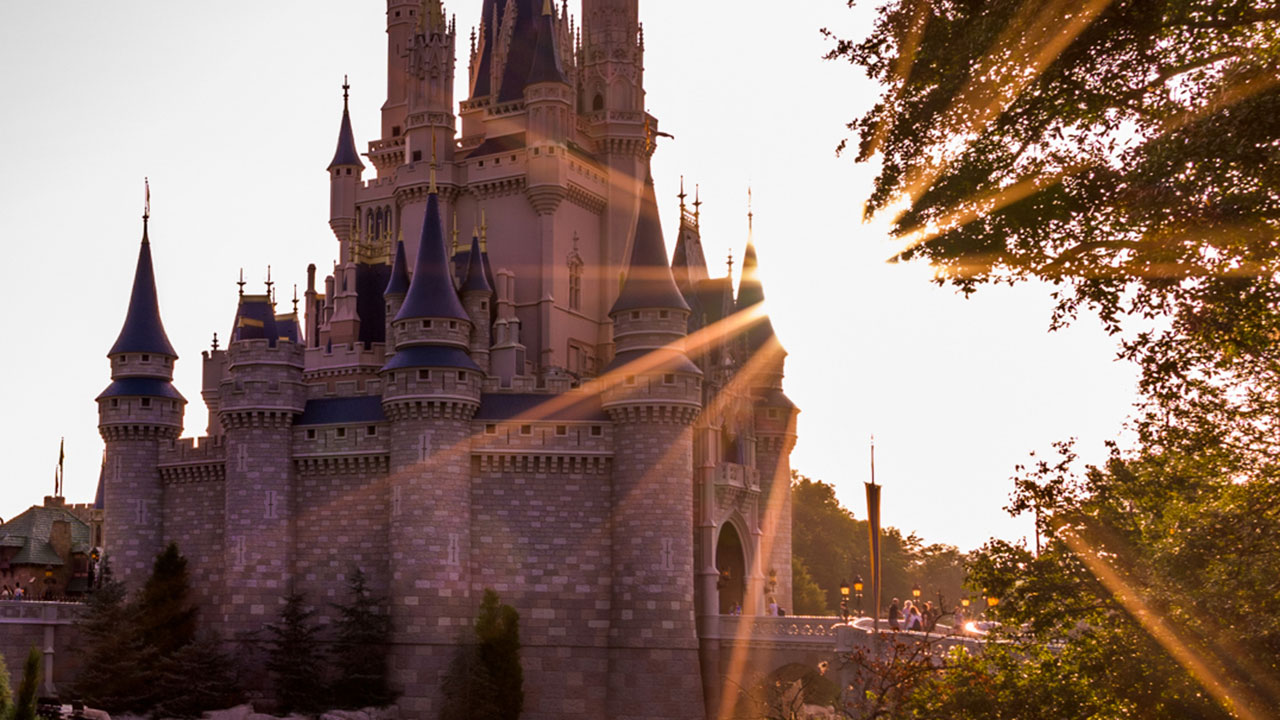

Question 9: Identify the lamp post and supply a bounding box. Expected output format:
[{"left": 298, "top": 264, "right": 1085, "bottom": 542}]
[
  {"left": 839, "top": 580, "right": 850, "bottom": 622},
  {"left": 911, "top": 583, "right": 921, "bottom": 603},
  {"left": 853, "top": 576, "right": 864, "bottom": 617},
  {"left": 986, "top": 594, "right": 1000, "bottom": 620}
]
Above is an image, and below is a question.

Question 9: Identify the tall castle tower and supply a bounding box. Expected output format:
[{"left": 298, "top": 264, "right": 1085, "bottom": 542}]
[{"left": 99, "top": 2, "right": 799, "bottom": 718}]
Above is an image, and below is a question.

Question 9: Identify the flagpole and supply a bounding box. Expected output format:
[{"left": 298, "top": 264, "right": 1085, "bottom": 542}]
[{"left": 865, "top": 435, "right": 882, "bottom": 634}]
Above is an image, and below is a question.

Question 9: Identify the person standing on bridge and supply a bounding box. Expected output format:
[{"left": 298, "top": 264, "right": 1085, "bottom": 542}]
[{"left": 889, "top": 598, "right": 901, "bottom": 630}]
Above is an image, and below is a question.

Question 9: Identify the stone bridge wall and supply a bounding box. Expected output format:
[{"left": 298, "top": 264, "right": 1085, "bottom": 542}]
[{"left": 0, "top": 601, "right": 83, "bottom": 696}]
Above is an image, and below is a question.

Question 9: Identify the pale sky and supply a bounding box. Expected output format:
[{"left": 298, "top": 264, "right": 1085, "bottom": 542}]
[{"left": 0, "top": 0, "right": 1138, "bottom": 552}]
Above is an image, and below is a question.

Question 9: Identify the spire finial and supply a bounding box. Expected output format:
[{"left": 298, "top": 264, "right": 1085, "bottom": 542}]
[
  {"left": 727, "top": 250, "right": 734, "bottom": 277},
  {"left": 143, "top": 177, "right": 151, "bottom": 222},
  {"left": 237, "top": 268, "right": 246, "bottom": 296},
  {"left": 293, "top": 284, "right": 300, "bottom": 314},
  {"left": 693, "top": 183, "right": 703, "bottom": 223},
  {"left": 747, "top": 186, "right": 754, "bottom": 237},
  {"left": 480, "top": 208, "right": 489, "bottom": 252},
  {"left": 265, "top": 265, "right": 274, "bottom": 297},
  {"left": 342, "top": 75, "right": 350, "bottom": 108},
  {"left": 212, "top": 332, "right": 219, "bottom": 351},
  {"left": 678, "top": 176, "right": 687, "bottom": 212}
]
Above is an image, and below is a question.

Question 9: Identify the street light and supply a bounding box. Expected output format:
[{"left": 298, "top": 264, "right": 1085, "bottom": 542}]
[
  {"left": 839, "top": 580, "right": 850, "bottom": 621},
  {"left": 853, "top": 576, "right": 864, "bottom": 616},
  {"left": 911, "top": 583, "right": 922, "bottom": 602},
  {"left": 986, "top": 594, "right": 1000, "bottom": 619},
  {"left": 961, "top": 597, "right": 971, "bottom": 609}
]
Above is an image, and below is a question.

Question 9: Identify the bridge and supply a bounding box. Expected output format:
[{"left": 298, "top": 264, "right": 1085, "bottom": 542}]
[{"left": 0, "top": 600, "right": 82, "bottom": 696}]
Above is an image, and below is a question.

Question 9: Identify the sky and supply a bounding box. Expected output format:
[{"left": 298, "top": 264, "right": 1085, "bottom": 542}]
[{"left": 0, "top": 0, "right": 1139, "bottom": 552}]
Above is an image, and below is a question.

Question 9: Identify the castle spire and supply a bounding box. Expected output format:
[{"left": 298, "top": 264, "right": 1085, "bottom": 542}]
[
  {"left": 109, "top": 191, "right": 177, "bottom": 358},
  {"left": 610, "top": 172, "right": 690, "bottom": 315},
  {"left": 460, "top": 234, "right": 494, "bottom": 294},
  {"left": 526, "top": 0, "right": 568, "bottom": 86},
  {"left": 328, "top": 76, "right": 364, "bottom": 170},
  {"left": 385, "top": 237, "right": 411, "bottom": 298},
  {"left": 395, "top": 185, "right": 469, "bottom": 322}
]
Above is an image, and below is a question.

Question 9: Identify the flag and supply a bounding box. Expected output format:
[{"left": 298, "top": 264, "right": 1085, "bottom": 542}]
[
  {"left": 56, "top": 437, "right": 65, "bottom": 497},
  {"left": 866, "top": 480, "right": 882, "bottom": 626}
]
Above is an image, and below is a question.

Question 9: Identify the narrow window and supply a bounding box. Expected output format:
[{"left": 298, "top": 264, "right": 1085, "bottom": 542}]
[
  {"left": 392, "top": 126, "right": 401, "bottom": 137},
  {"left": 418, "top": 369, "right": 431, "bottom": 381},
  {"left": 630, "top": 311, "right": 640, "bottom": 320},
  {"left": 449, "top": 320, "right": 458, "bottom": 330},
  {"left": 141, "top": 354, "right": 150, "bottom": 362},
  {"left": 336, "top": 428, "right": 347, "bottom": 439},
  {"left": 367, "top": 426, "right": 378, "bottom": 436},
  {"left": 663, "top": 373, "right": 676, "bottom": 385},
  {"left": 457, "top": 371, "right": 467, "bottom": 382},
  {"left": 412, "top": 150, "right": 423, "bottom": 162},
  {"left": 659, "top": 310, "right": 669, "bottom": 319},
  {"left": 110, "top": 399, "right": 119, "bottom": 408},
  {"left": 555, "top": 425, "right": 567, "bottom": 436},
  {"left": 485, "top": 424, "right": 497, "bottom": 435},
  {"left": 568, "top": 257, "right": 583, "bottom": 311},
  {"left": 306, "top": 429, "right": 316, "bottom": 440},
  {"left": 591, "top": 425, "right": 603, "bottom": 437},
  {"left": 593, "top": 94, "right": 604, "bottom": 111},
  {"left": 624, "top": 375, "right": 637, "bottom": 386},
  {"left": 520, "top": 424, "right": 533, "bottom": 436},
  {"left": 140, "top": 398, "right": 152, "bottom": 408},
  {"left": 422, "top": 320, "right": 432, "bottom": 329}
]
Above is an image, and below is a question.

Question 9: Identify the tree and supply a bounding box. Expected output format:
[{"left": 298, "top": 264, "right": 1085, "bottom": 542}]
[
  {"left": 0, "top": 649, "right": 11, "bottom": 719},
  {"left": 150, "top": 634, "right": 243, "bottom": 720},
  {"left": 11, "top": 647, "right": 40, "bottom": 720},
  {"left": 330, "top": 568, "right": 395, "bottom": 710},
  {"left": 439, "top": 589, "right": 523, "bottom": 720},
  {"left": 791, "top": 472, "right": 968, "bottom": 614},
  {"left": 827, "top": 0, "right": 1280, "bottom": 363},
  {"left": 72, "top": 559, "right": 150, "bottom": 714},
  {"left": 136, "top": 542, "right": 198, "bottom": 658},
  {"left": 790, "top": 558, "right": 828, "bottom": 616},
  {"left": 265, "top": 590, "right": 328, "bottom": 716}
]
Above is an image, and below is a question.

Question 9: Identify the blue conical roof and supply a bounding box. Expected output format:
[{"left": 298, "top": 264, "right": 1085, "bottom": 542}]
[
  {"left": 526, "top": 3, "right": 567, "bottom": 86},
  {"left": 385, "top": 239, "right": 411, "bottom": 297},
  {"left": 460, "top": 235, "right": 493, "bottom": 294},
  {"left": 611, "top": 175, "right": 690, "bottom": 315},
  {"left": 736, "top": 241, "right": 781, "bottom": 353},
  {"left": 396, "top": 191, "right": 470, "bottom": 322},
  {"left": 109, "top": 222, "right": 177, "bottom": 357},
  {"left": 328, "top": 93, "right": 364, "bottom": 170}
]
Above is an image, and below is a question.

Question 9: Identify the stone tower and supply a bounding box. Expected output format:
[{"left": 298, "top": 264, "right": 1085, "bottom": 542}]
[
  {"left": 380, "top": 175, "right": 483, "bottom": 717},
  {"left": 600, "top": 172, "right": 705, "bottom": 716},
  {"left": 97, "top": 215, "right": 184, "bottom": 586}
]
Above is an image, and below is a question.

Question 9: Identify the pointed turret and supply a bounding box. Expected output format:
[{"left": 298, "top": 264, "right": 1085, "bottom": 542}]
[
  {"left": 460, "top": 235, "right": 494, "bottom": 295},
  {"left": 736, "top": 241, "right": 782, "bottom": 354},
  {"left": 109, "top": 220, "right": 177, "bottom": 358},
  {"left": 385, "top": 239, "right": 411, "bottom": 298},
  {"left": 526, "top": 0, "right": 567, "bottom": 86},
  {"left": 396, "top": 189, "right": 469, "bottom": 322},
  {"left": 611, "top": 174, "right": 690, "bottom": 315},
  {"left": 328, "top": 81, "right": 364, "bottom": 171}
]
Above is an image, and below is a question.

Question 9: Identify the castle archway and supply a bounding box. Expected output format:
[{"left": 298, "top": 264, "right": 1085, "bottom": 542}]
[{"left": 716, "top": 522, "right": 747, "bottom": 614}]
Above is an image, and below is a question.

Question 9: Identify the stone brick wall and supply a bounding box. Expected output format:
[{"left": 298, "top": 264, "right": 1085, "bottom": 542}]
[
  {"left": 471, "top": 462, "right": 614, "bottom": 719},
  {"left": 164, "top": 480, "right": 226, "bottom": 618},
  {"left": 295, "top": 468, "right": 390, "bottom": 624}
]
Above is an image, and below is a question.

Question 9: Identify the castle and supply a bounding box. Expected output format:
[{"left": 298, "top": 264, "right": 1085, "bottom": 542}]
[{"left": 97, "top": 1, "right": 797, "bottom": 717}]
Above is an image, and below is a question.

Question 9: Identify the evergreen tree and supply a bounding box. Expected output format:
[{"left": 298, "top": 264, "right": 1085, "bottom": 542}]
[
  {"left": 0, "top": 649, "right": 12, "bottom": 719},
  {"left": 136, "top": 542, "right": 198, "bottom": 657},
  {"left": 11, "top": 647, "right": 40, "bottom": 720},
  {"left": 790, "top": 558, "right": 828, "bottom": 616},
  {"left": 150, "top": 633, "right": 243, "bottom": 719},
  {"left": 438, "top": 590, "right": 523, "bottom": 720},
  {"left": 474, "top": 589, "right": 523, "bottom": 720},
  {"left": 265, "top": 590, "right": 327, "bottom": 715},
  {"left": 72, "top": 559, "right": 150, "bottom": 714},
  {"left": 329, "top": 568, "right": 394, "bottom": 710}
]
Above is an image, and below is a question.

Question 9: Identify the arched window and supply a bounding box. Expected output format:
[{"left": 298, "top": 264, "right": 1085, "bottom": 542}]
[{"left": 593, "top": 93, "right": 604, "bottom": 111}]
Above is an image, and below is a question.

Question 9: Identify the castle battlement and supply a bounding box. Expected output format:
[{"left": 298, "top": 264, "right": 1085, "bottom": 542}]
[{"left": 159, "top": 435, "right": 227, "bottom": 463}]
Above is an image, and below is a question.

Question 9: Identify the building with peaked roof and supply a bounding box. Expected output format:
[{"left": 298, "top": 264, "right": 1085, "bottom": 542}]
[
  {"left": 96, "top": 1, "right": 797, "bottom": 717},
  {"left": 0, "top": 496, "right": 100, "bottom": 598}
]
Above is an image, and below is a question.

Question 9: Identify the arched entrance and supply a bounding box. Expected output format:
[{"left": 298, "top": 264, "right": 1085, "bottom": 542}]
[{"left": 716, "top": 523, "right": 747, "bottom": 614}]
